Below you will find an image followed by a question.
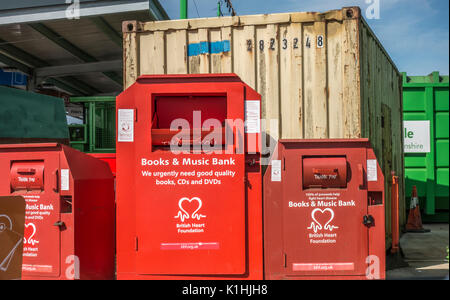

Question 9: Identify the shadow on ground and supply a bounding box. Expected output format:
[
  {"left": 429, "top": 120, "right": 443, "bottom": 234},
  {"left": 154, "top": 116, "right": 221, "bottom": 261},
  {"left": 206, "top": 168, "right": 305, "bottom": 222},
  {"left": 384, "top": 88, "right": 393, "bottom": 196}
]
[{"left": 387, "top": 224, "right": 449, "bottom": 280}]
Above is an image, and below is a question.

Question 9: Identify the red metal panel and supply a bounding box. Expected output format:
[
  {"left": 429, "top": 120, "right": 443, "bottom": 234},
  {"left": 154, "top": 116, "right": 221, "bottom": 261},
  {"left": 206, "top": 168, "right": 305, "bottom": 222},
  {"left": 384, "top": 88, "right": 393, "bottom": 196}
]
[
  {"left": 366, "top": 146, "right": 386, "bottom": 280},
  {"left": 283, "top": 145, "right": 368, "bottom": 277},
  {"left": 3, "top": 151, "right": 61, "bottom": 278},
  {"left": 264, "top": 139, "right": 385, "bottom": 280},
  {"left": 116, "top": 74, "right": 263, "bottom": 279},
  {"left": 136, "top": 153, "right": 246, "bottom": 275},
  {"left": 88, "top": 153, "right": 116, "bottom": 177},
  {"left": 0, "top": 143, "right": 115, "bottom": 280}
]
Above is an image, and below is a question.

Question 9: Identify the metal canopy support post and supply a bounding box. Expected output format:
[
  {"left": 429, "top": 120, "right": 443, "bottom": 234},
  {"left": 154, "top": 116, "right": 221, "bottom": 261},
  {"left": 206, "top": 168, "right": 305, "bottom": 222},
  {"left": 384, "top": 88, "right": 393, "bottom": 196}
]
[
  {"left": 89, "top": 101, "right": 95, "bottom": 152},
  {"left": 180, "top": 0, "right": 188, "bottom": 19}
]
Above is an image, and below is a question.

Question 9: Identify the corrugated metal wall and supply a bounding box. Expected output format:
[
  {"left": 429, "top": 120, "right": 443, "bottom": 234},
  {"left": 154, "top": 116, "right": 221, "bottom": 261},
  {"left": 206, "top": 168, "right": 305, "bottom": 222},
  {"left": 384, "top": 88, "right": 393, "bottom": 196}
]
[
  {"left": 124, "top": 8, "right": 365, "bottom": 141},
  {"left": 359, "top": 19, "right": 405, "bottom": 240}
]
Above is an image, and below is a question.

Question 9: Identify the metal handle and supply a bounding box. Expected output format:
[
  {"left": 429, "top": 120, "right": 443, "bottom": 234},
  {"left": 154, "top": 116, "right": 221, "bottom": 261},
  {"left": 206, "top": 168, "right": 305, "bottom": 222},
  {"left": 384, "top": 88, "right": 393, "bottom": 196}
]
[
  {"left": 54, "top": 221, "right": 65, "bottom": 227},
  {"left": 246, "top": 158, "right": 260, "bottom": 166},
  {"left": 363, "top": 215, "right": 375, "bottom": 227}
]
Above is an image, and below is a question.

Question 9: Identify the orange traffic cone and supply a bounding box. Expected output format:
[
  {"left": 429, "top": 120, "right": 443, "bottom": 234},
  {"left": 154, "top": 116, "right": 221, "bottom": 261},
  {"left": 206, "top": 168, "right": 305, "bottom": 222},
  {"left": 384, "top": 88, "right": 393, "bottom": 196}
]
[{"left": 405, "top": 186, "right": 429, "bottom": 233}]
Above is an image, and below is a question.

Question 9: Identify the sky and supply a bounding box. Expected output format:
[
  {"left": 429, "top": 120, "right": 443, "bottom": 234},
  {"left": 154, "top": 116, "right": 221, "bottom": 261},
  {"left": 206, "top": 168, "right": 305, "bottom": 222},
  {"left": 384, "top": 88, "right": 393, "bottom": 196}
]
[{"left": 159, "top": 0, "right": 450, "bottom": 76}]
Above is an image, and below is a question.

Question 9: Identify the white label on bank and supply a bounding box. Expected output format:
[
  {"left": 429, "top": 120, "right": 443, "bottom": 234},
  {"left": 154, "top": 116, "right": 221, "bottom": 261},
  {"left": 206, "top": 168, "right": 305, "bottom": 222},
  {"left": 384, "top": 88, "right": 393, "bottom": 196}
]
[
  {"left": 367, "top": 160, "right": 377, "bottom": 182},
  {"left": 271, "top": 160, "right": 282, "bottom": 182},
  {"left": 61, "top": 169, "right": 69, "bottom": 191},
  {"left": 244, "top": 101, "right": 260, "bottom": 134},
  {"left": 118, "top": 109, "right": 134, "bottom": 142}
]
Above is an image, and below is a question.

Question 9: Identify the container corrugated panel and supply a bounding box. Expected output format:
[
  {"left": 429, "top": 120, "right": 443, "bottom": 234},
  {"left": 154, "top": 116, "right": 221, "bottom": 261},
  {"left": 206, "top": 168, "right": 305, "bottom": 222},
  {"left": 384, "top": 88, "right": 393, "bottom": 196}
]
[
  {"left": 122, "top": 6, "right": 404, "bottom": 246},
  {"left": 0, "top": 86, "right": 69, "bottom": 144},
  {"left": 403, "top": 72, "right": 449, "bottom": 222}
]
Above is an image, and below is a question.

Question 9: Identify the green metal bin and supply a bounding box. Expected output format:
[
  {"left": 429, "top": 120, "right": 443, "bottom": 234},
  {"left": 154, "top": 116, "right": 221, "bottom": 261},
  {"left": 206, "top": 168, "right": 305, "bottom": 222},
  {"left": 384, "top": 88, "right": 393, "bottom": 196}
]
[
  {"left": 0, "top": 86, "right": 69, "bottom": 144},
  {"left": 69, "top": 97, "right": 115, "bottom": 153},
  {"left": 403, "top": 71, "right": 449, "bottom": 222}
]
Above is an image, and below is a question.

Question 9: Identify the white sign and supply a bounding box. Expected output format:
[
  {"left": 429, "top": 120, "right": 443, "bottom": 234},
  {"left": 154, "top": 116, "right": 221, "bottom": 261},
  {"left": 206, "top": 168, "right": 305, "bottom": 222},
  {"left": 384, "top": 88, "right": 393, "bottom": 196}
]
[
  {"left": 271, "top": 160, "right": 281, "bottom": 182},
  {"left": 118, "top": 109, "right": 134, "bottom": 142},
  {"left": 403, "top": 121, "right": 430, "bottom": 153},
  {"left": 244, "top": 101, "right": 260, "bottom": 134},
  {"left": 61, "top": 169, "right": 69, "bottom": 191},
  {"left": 367, "top": 159, "right": 377, "bottom": 182}
]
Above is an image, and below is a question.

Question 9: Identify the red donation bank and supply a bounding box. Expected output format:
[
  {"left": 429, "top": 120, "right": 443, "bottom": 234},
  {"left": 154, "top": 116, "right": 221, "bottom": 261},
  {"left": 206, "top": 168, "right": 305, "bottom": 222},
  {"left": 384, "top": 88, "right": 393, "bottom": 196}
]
[
  {"left": 264, "top": 139, "right": 385, "bottom": 280},
  {"left": 0, "top": 143, "right": 115, "bottom": 280},
  {"left": 88, "top": 153, "right": 116, "bottom": 178},
  {"left": 116, "top": 74, "right": 263, "bottom": 279}
]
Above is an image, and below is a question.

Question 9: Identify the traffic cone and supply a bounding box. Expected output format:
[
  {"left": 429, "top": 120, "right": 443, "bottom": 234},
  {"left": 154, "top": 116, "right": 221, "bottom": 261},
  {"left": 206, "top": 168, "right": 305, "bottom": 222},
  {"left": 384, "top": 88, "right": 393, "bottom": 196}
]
[{"left": 405, "top": 186, "right": 429, "bottom": 233}]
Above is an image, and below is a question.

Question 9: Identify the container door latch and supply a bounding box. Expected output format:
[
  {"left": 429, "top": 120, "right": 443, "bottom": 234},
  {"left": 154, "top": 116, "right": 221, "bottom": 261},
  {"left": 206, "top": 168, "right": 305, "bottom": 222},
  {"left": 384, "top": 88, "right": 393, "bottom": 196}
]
[
  {"left": 363, "top": 215, "right": 375, "bottom": 228},
  {"left": 53, "top": 221, "right": 66, "bottom": 230}
]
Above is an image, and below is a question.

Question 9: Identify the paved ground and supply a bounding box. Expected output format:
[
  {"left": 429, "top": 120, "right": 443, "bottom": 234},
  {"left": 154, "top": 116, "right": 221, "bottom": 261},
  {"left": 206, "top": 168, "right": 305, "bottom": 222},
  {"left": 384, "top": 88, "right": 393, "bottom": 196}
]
[{"left": 387, "top": 223, "right": 449, "bottom": 280}]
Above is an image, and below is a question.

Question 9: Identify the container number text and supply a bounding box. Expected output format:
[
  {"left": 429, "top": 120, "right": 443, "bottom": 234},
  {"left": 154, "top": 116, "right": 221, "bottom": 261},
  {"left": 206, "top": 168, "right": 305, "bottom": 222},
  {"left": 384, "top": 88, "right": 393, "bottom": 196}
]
[{"left": 247, "top": 35, "right": 324, "bottom": 51}]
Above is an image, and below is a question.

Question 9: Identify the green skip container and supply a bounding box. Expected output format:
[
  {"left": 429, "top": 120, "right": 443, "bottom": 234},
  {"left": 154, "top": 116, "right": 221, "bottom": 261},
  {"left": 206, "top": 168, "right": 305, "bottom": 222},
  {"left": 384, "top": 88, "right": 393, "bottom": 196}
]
[{"left": 403, "top": 71, "right": 449, "bottom": 222}]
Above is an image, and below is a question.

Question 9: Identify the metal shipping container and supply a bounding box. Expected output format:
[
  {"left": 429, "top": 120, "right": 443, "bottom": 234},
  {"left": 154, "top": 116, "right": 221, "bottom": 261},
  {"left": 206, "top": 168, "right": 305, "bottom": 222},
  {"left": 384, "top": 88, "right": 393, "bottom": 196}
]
[
  {"left": 122, "top": 6, "right": 404, "bottom": 246},
  {"left": 403, "top": 72, "right": 449, "bottom": 222}
]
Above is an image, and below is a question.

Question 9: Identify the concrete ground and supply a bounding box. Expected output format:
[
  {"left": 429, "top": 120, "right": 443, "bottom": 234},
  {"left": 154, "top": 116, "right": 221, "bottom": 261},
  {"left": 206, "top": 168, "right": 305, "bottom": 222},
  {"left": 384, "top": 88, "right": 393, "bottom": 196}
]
[{"left": 387, "top": 223, "right": 449, "bottom": 280}]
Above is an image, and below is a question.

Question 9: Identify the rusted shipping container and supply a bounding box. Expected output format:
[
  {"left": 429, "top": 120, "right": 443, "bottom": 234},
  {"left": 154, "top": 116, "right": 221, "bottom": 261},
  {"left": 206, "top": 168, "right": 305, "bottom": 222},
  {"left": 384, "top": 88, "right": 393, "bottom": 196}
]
[{"left": 122, "top": 6, "right": 404, "bottom": 247}]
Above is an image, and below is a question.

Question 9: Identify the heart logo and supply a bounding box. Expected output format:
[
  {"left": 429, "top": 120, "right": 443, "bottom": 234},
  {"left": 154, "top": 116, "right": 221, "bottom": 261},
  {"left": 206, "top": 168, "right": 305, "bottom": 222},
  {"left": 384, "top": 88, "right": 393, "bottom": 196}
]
[
  {"left": 120, "top": 122, "right": 130, "bottom": 132},
  {"left": 174, "top": 197, "right": 206, "bottom": 222},
  {"left": 24, "top": 223, "right": 38, "bottom": 246},
  {"left": 307, "top": 208, "right": 339, "bottom": 233}
]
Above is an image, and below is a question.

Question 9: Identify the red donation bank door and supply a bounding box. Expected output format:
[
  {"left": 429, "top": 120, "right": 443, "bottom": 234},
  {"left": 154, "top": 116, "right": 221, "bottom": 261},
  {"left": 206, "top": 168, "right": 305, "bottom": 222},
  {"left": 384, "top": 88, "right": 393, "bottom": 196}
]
[
  {"left": 264, "top": 139, "right": 385, "bottom": 280},
  {"left": 0, "top": 143, "right": 115, "bottom": 280},
  {"left": 116, "top": 74, "right": 263, "bottom": 279}
]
